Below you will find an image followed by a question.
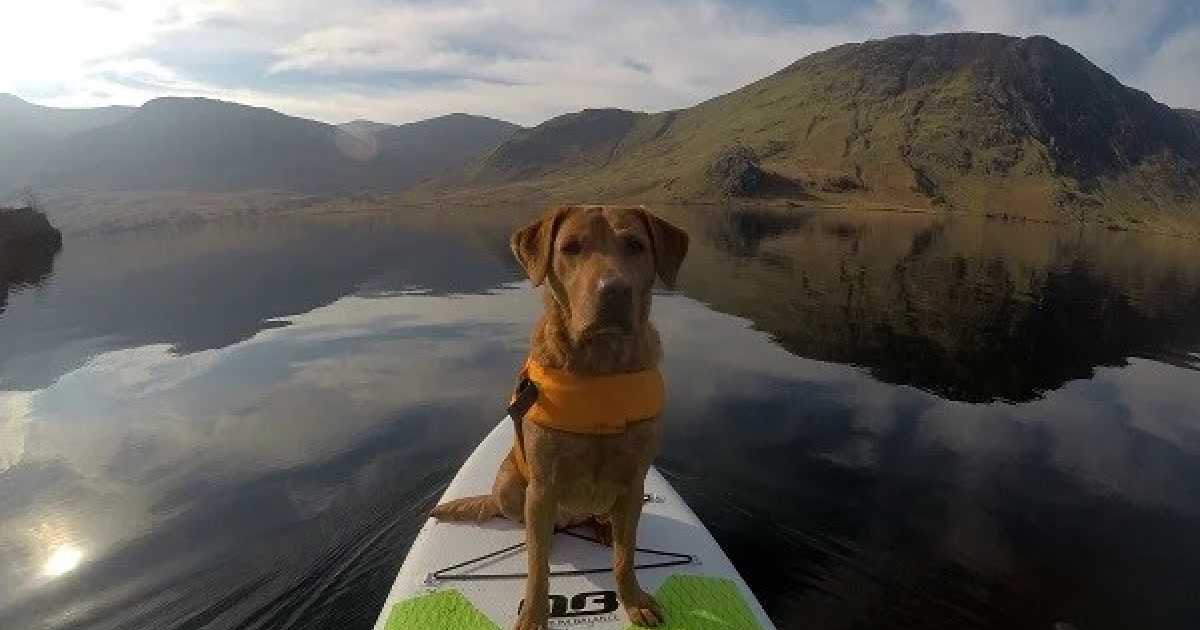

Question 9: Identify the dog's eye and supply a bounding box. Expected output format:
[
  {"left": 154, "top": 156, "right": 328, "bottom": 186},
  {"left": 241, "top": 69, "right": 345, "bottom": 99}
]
[
  {"left": 561, "top": 239, "right": 582, "bottom": 255},
  {"left": 622, "top": 237, "right": 645, "bottom": 255}
]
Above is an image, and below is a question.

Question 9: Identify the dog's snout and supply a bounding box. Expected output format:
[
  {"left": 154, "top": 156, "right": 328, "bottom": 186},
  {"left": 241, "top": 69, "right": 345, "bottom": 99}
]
[
  {"left": 595, "top": 276, "right": 634, "bottom": 331},
  {"left": 597, "top": 276, "right": 633, "bottom": 306}
]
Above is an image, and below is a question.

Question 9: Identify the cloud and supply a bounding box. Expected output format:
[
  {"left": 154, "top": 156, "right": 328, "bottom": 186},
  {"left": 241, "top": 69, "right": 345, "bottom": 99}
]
[
  {"left": 1135, "top": 25, "right": 1200, "bottom": 110},
  {"left": 0, "top": 391, "right": 34, "bottom": 472},
  {"left": 251, "top": 0, "right": 865, "bottom": 123},
  {"left": 1, "top": 0, "right": 1198, "bottom": 125}
]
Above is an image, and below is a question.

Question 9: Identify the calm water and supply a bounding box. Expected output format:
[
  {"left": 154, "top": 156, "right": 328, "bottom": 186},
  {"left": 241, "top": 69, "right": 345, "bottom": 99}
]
[{"left": 2, "top": 207, "right": 1200, "bottom": 630}]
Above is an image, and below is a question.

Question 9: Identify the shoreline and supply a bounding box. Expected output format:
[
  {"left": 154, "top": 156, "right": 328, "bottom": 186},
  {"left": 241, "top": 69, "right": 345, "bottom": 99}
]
[{"left": 300, "top": 192, "right": 1200, "bottom": 241}]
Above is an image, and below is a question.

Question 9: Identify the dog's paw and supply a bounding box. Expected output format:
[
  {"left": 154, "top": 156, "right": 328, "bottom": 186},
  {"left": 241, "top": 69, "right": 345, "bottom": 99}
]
[{"left": 623, "top": 590, "right": 664, "bottom": 627}]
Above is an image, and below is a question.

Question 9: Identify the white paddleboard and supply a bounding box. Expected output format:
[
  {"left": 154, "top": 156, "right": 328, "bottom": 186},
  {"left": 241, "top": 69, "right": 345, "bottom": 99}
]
[{"left": 373, "top": 419, "right": 777, "bottom": 630}]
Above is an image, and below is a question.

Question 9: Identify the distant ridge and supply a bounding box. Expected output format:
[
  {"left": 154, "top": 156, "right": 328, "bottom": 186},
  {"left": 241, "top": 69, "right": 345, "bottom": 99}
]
[
  {"left": 0, "top": 96, "right": 520, "bottom": 194},
  {"left": 0, "top": 94, "right": 134, "bottom": 138},
  {"left": 0, "top": 94, "right": 136, "bottom": 191}
]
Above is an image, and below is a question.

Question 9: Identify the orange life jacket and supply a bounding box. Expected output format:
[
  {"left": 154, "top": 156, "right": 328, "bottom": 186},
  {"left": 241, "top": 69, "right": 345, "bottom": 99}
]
[{"left": 511, "top": 360, "right": 664, "bottom": 478}]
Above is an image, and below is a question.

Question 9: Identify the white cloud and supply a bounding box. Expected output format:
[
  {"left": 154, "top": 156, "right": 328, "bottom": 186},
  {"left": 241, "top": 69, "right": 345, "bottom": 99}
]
[
  {"left": 255, "top": 0, "right": 864, "bottom": 124},
  {"left": 1135, "top": 25, "right": 1200, "bottom": 110},
  {"left": 1, "top": 0, "right": 1197, "bottom": 125}
]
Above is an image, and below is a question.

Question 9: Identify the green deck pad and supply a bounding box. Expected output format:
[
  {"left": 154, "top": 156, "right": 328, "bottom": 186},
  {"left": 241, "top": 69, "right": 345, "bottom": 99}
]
[
  {"left": 628, "top": 574, "right": 762, "bottom": 630},
  {"left": 385, "top": 590, "right": 500, "bottom": 630}
]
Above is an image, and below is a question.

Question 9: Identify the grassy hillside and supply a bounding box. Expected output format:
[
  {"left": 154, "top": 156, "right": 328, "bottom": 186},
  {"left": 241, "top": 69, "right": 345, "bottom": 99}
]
[{"left": 422, "top": 33, "right": 1200, "bottom": 235}]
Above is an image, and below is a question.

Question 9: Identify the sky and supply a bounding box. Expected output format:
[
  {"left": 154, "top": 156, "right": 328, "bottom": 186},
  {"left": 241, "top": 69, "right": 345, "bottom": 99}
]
[{"left": 1, "top": 0, "right": 1198, "bottom": 126}]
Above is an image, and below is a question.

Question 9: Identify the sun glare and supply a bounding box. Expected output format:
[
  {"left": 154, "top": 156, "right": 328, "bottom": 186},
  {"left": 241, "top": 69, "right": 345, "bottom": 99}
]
[
  {"left": 43, "top": 545, "right": 84, "bottom": 578},
  {"left": 0, "top": 1, "right": 205, "bottom": 100}
]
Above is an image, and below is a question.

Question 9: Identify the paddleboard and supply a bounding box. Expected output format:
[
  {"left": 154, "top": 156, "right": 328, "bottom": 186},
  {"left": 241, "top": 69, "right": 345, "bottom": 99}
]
[{"left": 373, "top": 419, "right": 777, "bottom": 630}]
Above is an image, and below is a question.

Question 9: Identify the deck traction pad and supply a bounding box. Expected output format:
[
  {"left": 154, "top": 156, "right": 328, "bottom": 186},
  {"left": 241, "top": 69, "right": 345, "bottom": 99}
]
[
  {"left": 385, "top": 589, "right": 499, "bottom": 630},
  {"left": 630, "top": 574, "right": 762, "bottom": 630},
  {"left": 385, "top": 574, "right": 762, "bottom": 629}
]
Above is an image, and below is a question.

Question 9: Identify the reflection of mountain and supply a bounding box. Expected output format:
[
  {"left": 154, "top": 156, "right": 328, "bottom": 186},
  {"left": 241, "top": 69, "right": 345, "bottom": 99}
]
[
  {"left": 664, "top": 206, "right": 1200, "bottom": 402},
  {"left": 0, "top": 207, "right": 63, "bottom": 313},
  {"left": 0, "top": 213, "right": 523, "bottom": 390}
]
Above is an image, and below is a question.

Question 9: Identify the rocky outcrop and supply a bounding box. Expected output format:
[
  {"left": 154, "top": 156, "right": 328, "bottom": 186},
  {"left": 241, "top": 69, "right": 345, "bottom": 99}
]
[
  {"left": 1, "top": 206, "right": 63, "bottom": 311},
  {"left": 0, "top": 206, "right": 62, "bottom": 246},
  {"left": 706, "top": 145, "right": 765, "bottom": 196}
]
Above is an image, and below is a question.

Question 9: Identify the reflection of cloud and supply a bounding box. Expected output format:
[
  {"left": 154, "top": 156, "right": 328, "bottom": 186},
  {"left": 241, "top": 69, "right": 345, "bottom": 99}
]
[
  {"left": 912, "top": 359, "right": 1200, "bottom": 513},
  {"left": 0, "top": 391, "right": 33, "bottom": 472},
  {"left": 2, "top": 287, "right": 540, "bottom": 597},
  {"left": 1117, "top": 358, "right": 1200, "bottom": 446},
  {"left": 26, "top": 290, "right": 535, "bottom": 476},
  {"left": 65, "top": 343, "right": 222, "bottom": 397},
  {"left": 0, "top": 288, "right": 536, "bottom": 608}
]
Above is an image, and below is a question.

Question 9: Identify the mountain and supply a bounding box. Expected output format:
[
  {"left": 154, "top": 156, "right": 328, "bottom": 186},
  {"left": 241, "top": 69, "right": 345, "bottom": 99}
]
[
  {"left": 0, "top": 95, "right": 135, "bottom": 191},
  {"left": 1179, "top": 109, "right": 1200, "bottom": 138},
  {"left": 1, "top": 97, "right": 519, "bottom": 195},
  {"left": 473, "top": 108, "right": 654, "bottom": 182},
  {"left": 337, "top": 112, "right": 521, "bottom": 182},
  {"left": 35, "top": 97, "right": 367, "bottom": 193},
  {"left": 445, "top": 33, "right": 1200, "bottom": 232}
]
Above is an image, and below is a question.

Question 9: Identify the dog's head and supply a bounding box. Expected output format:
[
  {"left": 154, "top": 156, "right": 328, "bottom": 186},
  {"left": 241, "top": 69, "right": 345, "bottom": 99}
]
[{"left": 511, "top": 205, "right": 688, "bottom": 342}]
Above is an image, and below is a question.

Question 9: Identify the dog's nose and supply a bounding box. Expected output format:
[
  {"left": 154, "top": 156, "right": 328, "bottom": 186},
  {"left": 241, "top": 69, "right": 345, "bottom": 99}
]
[{"left": 597, "top": 276, "right": 633, "bottom": 309}]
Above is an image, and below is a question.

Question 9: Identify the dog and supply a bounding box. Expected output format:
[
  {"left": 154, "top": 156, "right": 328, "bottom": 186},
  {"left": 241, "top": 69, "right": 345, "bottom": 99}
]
[{"left": 431, "top": 204, "right": 689, "bottom": 630}]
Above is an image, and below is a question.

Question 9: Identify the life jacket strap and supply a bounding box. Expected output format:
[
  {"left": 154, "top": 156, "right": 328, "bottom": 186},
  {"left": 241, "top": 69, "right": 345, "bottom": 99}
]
[{"left": 507, "top": 370, "right": 539, "bottom": 478}]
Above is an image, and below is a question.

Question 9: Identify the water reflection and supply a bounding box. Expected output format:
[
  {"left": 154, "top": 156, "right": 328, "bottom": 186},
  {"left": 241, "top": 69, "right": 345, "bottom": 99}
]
[
  {"left": 654, "top": 299, "right": 1200, "bottom": 629},
  {"left": 0, "top": 288, "right": 538, "bottom": 628},
  {"left": 666, "top": 207, "right": 1200, "bottom": 402},
  {"left": 1, "top": 208, "right": 1199, "bottom": 630},
  {"left": 0, "top": 213, "right": 524, "bottom": 391}
]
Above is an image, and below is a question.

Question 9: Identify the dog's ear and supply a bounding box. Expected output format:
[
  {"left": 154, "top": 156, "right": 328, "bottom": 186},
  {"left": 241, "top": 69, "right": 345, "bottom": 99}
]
[
  {"left": 511, "top": 206, "right": 570, "bottom": 286},
  {"left": 638, "top": 210, "right": 689, "bottom": 288}
]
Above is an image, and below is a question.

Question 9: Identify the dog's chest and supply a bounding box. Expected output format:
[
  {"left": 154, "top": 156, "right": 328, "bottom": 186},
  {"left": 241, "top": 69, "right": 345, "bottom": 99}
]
[{"left": 527, "top": 420, "right": 660, "bottom": 514}]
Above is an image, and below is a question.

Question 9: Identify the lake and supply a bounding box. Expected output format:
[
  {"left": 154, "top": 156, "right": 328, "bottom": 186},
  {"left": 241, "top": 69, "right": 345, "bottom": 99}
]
[{"left": 2, "top": 206, "right": 1200, "bottom": 630}]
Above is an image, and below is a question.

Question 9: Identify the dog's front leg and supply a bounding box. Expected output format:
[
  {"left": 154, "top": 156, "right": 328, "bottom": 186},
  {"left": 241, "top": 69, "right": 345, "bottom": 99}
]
[
  {"left": 515, "top": 479, "right": 556, "bottom": 630},
  {"left": 612, "top": 483, "right": 663, "bottom": 627}
]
